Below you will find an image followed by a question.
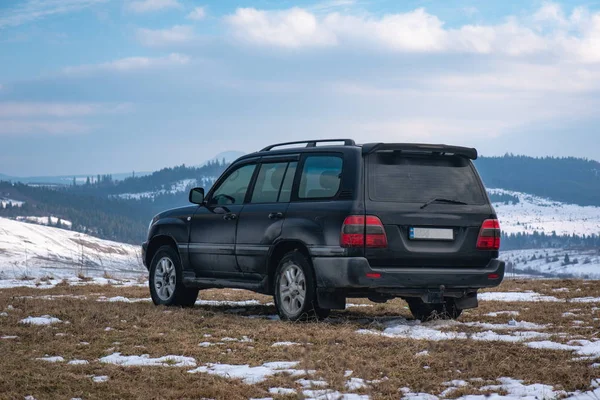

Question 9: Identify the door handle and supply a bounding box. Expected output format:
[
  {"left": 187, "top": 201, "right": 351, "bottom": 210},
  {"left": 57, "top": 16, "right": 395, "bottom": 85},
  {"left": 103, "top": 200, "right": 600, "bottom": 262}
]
[
  {"left": 268, "top": 212, "right": 284, "bottom": 220},
  {"left": 223, "top": 213, "right": 237, "bottom": 221}
]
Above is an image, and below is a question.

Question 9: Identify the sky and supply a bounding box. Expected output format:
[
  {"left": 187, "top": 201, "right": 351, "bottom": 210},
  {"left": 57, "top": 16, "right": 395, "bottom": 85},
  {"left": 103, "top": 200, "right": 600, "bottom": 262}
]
[{"left": 1, "top": 0, "right": 600, "bottom": 176}]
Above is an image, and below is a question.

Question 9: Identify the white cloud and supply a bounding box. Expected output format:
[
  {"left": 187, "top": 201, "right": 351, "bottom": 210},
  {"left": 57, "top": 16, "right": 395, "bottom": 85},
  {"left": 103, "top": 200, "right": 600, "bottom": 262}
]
[
  {"left": 310, "top": 0, "right": 356, "bottom": 12},
  {"left": 63, "top": 53, "right": 190, "bottom": 74},
  {"left": 136, "top": 25, "right": 195, "bottom": 47},
  {"left": 187, "top": 7, "right": 206, "bottom": 21},
  {"left": 323, "top": 9, "right": 447, "bottom": 52},
  {"left": 0, "top": 0, "right": 107, "bottom": 29},
  {"left": 223, "top": 4, "right": 600, "bottom": 62},
  {"left": 126, "top": 0, "right": 182, "bottom": 13},
  {"left": 225, "top": 8, "right": 337, "bottom": 48}
]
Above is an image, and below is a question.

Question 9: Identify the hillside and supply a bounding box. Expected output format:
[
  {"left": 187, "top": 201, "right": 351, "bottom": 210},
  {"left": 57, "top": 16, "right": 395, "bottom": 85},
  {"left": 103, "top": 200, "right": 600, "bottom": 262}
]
[
  {"left": 475, "top": 155, "right": 600, "bottom": 207},
  {"left": 489, "top": 189, "right": 600, "bottom": 236},
  {"left": 0, "top": 217, "right": 143, "bottom": 279}
]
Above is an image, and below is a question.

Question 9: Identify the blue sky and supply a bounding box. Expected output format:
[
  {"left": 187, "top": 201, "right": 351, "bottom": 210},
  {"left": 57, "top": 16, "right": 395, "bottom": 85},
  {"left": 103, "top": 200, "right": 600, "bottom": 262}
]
[{"left": 1, "top": 0, "right": 600, "bottom": 176}]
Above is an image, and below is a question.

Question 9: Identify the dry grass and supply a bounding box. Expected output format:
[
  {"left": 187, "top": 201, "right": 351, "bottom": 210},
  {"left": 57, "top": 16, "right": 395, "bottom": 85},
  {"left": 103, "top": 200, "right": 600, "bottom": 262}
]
[{"left": 0, "top": 279, "right": 598, "bottom": 399}]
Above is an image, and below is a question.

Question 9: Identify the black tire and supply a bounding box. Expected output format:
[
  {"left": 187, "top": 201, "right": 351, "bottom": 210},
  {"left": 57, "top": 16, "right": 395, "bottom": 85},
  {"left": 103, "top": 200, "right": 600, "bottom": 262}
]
[
  {"left": 407, "top": 298, "right": 462, "bottom": 321},
  {"left": 149, "top": 245, "right": 198, "bottom": 307},
  {"left": 273, "top": 251, "right": 330, "bottom": 321}
]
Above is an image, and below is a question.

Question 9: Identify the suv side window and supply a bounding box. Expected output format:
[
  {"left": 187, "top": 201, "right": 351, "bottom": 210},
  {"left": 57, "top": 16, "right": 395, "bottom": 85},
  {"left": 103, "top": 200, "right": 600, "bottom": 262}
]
[
  {"left": 251, "top": 161, "right": 298, "bottom": 203},
  {"left": 251, "top": 162, "right": 287, "bottom": 203},
  {"left": 210, "top": 163, "right": 256, "bottom": 205},
  {"left": 298, "top": 155, "right": 342, "bottom": 199}
]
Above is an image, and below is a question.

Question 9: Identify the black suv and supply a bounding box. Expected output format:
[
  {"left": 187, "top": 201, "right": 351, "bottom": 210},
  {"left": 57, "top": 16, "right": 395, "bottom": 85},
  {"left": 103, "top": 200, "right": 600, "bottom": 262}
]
[{"left": 142, "top": 139, "right": 504, "bottom": 321}]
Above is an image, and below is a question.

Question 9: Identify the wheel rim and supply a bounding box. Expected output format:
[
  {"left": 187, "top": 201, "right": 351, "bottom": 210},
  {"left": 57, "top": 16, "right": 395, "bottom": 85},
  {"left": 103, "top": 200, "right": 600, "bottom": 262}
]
[
  {"left": 154, "top": 257, "right": 176, "bottom": 301},
  {"left": 278, "top": 263, "right": 306, "bottom": 315}
]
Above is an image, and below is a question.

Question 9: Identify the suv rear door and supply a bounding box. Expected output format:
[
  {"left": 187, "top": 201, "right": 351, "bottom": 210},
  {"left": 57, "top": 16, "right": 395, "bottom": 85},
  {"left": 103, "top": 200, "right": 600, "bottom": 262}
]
[{"left": 364, "top": 150, "right": 495, "bottom": 268}]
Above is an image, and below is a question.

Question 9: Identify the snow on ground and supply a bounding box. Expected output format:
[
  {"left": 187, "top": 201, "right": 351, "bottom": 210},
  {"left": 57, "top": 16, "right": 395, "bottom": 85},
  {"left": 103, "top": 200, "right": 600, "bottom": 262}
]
[
  {"left": 188, "top": 361, "right": 303, "bottom": 384},
  {"left": 99, "top": 353, "right": 197, "bottom": 368},
  {"left": 272, "top": 341, "right": 301, "bottom": 347},
  {"left": 0, "top": 276, "right": 144, "bottom": 290},
  {"left": 480, "top": 291, "right": 600, "bottom": 304},
  {"left": 0, "top": 217, "right": 143, "bottom": 279},
  {"left": 489, "top": 189, "right": 600, "bottom": 236},
  {"left": 478, "top": 292, "right": 562, "bottom": 302},
  {"left": 15, "top": 216, "right": 73, "bottom": 229},
  {"left": 20, "top": 315, "right": 62, "bottom": 325},
  {"left": 401, "top": 378, "right": 600, "bottom": 400},
  {"left": 36, "top": 356, "right": 65, "bottom": 363}
]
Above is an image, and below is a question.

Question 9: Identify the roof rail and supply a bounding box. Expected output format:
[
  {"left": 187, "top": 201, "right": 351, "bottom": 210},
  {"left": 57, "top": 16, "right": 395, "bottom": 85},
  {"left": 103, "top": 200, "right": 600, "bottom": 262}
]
[
  {"left": 260, "top": 139, "right": 356, "bottom": 152},
  {"left": 362, "top": 143, "right": 478, "bottom": 160}
]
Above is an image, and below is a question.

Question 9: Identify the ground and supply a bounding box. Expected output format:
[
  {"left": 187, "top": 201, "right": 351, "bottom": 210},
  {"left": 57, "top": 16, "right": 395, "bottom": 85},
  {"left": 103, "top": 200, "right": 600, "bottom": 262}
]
[{"left": 1, "top": 278, "right": 599, "bottom": 400}]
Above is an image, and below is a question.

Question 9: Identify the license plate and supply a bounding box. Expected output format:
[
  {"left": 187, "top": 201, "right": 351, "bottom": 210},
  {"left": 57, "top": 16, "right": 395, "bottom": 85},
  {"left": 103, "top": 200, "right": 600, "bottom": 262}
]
[{"left": 409, "top": 227, "right": 454, "bottom": 241}]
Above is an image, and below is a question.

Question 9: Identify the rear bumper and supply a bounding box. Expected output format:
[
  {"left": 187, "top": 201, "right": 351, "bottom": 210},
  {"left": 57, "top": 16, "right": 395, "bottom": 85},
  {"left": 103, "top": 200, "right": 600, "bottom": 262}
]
[{"left": 312, "top": 257, "right": 504, "bottom": 295}]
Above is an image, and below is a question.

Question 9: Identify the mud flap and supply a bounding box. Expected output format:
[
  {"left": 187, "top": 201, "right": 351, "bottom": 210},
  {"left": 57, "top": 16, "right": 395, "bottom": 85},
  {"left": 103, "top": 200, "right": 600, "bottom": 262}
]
[
  {"left": 317, "top": 289, "right": 346, "bottom": 310},
  {"left": 455, "top": 292, "right": 478, "bottom": 310}
]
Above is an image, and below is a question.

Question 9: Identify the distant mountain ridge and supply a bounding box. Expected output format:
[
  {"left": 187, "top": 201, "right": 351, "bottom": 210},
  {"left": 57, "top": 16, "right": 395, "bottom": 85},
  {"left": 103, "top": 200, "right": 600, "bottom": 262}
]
[
  {"left": 475, "top": 155, "right": 600, "bottom": 207},
  {"left": 1, "top": 152, "right": 599, "bottom": 246}
]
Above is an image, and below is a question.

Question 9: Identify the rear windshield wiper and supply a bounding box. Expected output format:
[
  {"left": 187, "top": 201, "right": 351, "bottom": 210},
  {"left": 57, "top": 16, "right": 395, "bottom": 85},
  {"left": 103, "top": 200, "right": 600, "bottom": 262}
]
[{"left": 420, "top": 198, "right": 468, "bottom": 209}]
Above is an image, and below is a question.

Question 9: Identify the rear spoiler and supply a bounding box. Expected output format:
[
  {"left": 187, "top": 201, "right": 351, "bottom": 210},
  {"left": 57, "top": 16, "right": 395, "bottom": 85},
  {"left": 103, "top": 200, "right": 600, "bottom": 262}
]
[{"left": 361, "top": 143, "right": 478, "bottom": 160}]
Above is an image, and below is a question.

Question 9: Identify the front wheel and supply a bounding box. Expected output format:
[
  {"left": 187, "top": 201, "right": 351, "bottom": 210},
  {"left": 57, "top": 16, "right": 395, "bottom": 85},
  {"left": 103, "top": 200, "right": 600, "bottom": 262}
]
[
  {"left": 149, "top": 245, "right": 198, "bottom": 307},
  {"left": 274, "top": 251, "right": 330, "bottom": 321},
  {"left": 407, "top": 298, "right": 462, "bottom": 321}
]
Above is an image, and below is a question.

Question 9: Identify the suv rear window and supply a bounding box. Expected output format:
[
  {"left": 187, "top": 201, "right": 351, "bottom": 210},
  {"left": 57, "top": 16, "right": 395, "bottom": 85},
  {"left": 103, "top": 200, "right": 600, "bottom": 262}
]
[
  {"left": 368, "top": 152, "right": 486, "bottom": 204},
  {"left": 299, "top": 155, "right": 343, "bottom": 199}
]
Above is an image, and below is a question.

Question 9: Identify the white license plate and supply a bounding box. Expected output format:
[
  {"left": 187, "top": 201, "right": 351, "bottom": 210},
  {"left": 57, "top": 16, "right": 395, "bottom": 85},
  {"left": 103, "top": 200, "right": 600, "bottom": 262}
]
[{"left": 409, "top": 227, "right": 454, "bottom": 241}]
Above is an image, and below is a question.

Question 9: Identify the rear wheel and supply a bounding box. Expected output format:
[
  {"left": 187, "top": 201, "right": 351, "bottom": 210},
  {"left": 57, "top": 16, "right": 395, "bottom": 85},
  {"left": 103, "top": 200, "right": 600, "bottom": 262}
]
[
  {"left": 407, "top": 298, "right": 462, "bottom": 321},
  {"left": 274, "top": 251, "right": 330, "bottom": 321},
  {"left": 149, "top": 245, "right": 198, "bottom": 307}
]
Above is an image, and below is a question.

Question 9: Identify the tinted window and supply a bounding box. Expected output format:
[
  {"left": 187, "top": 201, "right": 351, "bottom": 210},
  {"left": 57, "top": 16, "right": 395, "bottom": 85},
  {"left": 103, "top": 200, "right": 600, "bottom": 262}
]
[
  {"left": 251, "top": 162, "right": 288, "bottom": 203},
  {"left": 210, "top": 164, "right": 256, "bottom": 205},
  {"left": 299, "top": 156, "right": 342, "bottom": 199},
  {"left": 368, "top": 153, "right": 486, "bottom": 204},
  {"left": 278, "top": 162, "right": 297, "bottom": 203}
]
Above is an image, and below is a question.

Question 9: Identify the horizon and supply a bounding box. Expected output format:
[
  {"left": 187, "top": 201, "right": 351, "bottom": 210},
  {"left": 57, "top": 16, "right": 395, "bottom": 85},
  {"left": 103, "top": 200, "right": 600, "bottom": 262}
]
[
  {"left": 2, "top": 149, "right": 599, "bottom": 180},
  {"left": 2, "top": 0, "right": 600, "bottom": 176}
]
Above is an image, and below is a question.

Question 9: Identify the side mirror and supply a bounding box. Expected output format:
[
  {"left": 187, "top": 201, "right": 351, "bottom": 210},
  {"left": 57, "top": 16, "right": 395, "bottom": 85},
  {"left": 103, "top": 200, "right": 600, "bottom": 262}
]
[{"left": 189, "top": 187, "right": 205, "bottom": 205}]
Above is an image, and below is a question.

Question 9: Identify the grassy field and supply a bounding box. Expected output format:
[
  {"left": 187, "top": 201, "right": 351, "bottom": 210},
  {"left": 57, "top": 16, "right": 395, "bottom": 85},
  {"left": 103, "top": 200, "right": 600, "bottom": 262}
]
[{"left": 0, "top": 278, "right": 599, "bottom": 400}]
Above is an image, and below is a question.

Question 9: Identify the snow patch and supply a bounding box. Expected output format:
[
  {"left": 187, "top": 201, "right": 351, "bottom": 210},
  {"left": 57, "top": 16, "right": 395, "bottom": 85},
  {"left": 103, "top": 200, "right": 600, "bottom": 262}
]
[
  {"left": 188, "top": 361, "right": 302, "bottom": 384},
  {"left": 68, "top": 359, "right": 89, "bottom": 365},
  {"left": 99, "top": 353, "right": 196, "bottom": 368},
  {"left": 20, "top": 315, "right": 62, "bottom": 325},
  {"left": 37, "top": 356, "right": 65, "bottom": 363},
  {"left": 479, "top": 292, "right": 562, "bottom": 302}
]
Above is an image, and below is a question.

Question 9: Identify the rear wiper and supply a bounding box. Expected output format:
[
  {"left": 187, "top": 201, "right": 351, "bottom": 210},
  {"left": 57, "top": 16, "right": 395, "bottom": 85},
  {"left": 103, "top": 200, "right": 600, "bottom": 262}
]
[{"left": 420, "top": 198, "right": 468, "bottom": 209}]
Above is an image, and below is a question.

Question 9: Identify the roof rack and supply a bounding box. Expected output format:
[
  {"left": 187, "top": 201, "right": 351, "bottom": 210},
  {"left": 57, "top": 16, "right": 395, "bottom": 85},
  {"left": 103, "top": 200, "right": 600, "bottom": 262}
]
[
  {"left": 362, "top": 143, "right": 478, "bottom": 160},
  {"left": 260, "top": 139, "right": 356, "bottom": 152}
]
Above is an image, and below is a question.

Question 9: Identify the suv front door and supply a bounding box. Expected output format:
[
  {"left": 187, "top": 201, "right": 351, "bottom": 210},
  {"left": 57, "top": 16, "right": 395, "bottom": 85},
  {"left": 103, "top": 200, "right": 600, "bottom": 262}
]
[
  {"left": 235, "top": 158, "right": 298, "bottom": 278},
  {"left": 189, "top": 161, "right": 256, "bottom": 279}
]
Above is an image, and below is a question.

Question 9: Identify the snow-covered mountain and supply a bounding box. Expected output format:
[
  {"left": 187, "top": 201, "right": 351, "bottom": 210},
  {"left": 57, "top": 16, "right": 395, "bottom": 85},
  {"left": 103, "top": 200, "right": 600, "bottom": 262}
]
[
  {"left": 489, "top": 189, "right": 600, "bottom": 236},
  {"left": 502, "top": 248, "right": 600, "bottom": 279},
  {"left": 0, "top": 217, "right": 143, "bottom": 279}
]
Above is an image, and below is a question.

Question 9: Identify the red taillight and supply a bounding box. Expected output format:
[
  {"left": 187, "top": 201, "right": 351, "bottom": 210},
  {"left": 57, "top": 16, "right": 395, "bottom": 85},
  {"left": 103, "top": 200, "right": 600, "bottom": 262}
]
[
  {"left": 477, "top": 219, "right": 501, "bottom": 250},
  {"left": 341, "top": 215, "right": 388, "bottom": 248}
]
